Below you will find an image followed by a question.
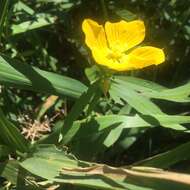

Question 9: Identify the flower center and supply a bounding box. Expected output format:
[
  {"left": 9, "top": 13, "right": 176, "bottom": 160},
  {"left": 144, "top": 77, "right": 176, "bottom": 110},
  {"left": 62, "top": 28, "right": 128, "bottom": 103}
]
[{"left": 107, "top": 50, "right": 123, "bottom": 63}]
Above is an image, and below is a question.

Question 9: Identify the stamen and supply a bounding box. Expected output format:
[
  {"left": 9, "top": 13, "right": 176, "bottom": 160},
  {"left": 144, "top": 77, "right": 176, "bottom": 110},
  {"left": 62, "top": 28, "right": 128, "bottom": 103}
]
[{"left": 107, "top": 50, "right": 123, "bottom": 63}]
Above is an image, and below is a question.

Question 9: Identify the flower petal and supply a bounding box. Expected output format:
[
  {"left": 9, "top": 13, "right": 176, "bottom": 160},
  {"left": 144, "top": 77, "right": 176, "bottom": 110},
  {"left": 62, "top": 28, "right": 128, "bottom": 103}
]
[
  {"left": 82, "top": 19, "right": 108, "bottom": 50},
  {"left": 91, "top": 46, "right": 165, "bottom": 71},
  {"left": 105, "top": 20, "right": 145, "bottom": 52},
  {"left": 127, "top": 46, "right": 165, "bottom": 69}
]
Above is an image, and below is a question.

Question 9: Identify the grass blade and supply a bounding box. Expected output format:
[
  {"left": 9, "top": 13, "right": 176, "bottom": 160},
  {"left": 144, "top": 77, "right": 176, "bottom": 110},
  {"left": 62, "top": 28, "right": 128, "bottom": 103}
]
[
  {"left": 61, "top": 81, "right": 100, "bottom": 144},
  {"left": 135, "top": 141, "right": 190, "bottom": 168},
  {"left": 0, "top": 0, "right": 9, "bottom": 40}
]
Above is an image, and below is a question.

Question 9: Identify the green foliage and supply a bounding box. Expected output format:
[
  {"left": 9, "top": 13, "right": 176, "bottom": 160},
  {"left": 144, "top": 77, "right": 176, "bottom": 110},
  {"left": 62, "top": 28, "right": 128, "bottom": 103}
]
[
  {"left": 0, "top": 0, "right": 190, "bottom": 190},
  {"left": 0, "top": 54, "right": 87, "bottom": 98},
  {"left": 20, "top": 145, "right": 190, "bottom": 190},
  {"left": 0, "top": 108, "right": 28, "bottom": 153}
]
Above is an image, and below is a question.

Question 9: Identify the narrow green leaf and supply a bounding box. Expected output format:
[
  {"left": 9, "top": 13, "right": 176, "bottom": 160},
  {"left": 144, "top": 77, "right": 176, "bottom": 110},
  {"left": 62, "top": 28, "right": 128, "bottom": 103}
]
[
  {"left": 145, "top": 82, "right": 190, "bottom": 102},
  {"left": 94, "top": 114, "right": 190, "bottom": 131},
  {"left": 116, "top": 9, "right": 137, "bottom": 21},
  {"left": 70, "top": 114, "right": 190, "bottom": 143},
  {"left": 110, "top": 81, "right": 163, "bottom": 114},
  {"left": 0, "top": 54, "right": 87, "bottom": 99},
  {"left": 0, "top": 0, "right": 9, "bottom": 40},
  {"left": 0, "top": 108, "right": 29, "bottom": 152},
  {"left": 61, "top": 81, "right": 100, "bottom": 144},
  {"left": 110, "top": 77, "right": 187, "bottom": 131},
  {"left": 14, "top": 1, "right": 35, "bottom": 15},
  {"left": 114, "top": 76, "right": 190, "bottom": 103},
  {"left": 103, "top": 123, "right": 124, "bottom": 147},
  {"left": 0, "top": 161, "right": 19, "bottom": 184},
  {"left": 135, "top": 141, "right": 190, "bottom": 168},
  {"left": 114, "top": 76, "right": 166, "bottom": 93},
  {"left": 11, "top": 14, "right": 56, "bottom": 35}
]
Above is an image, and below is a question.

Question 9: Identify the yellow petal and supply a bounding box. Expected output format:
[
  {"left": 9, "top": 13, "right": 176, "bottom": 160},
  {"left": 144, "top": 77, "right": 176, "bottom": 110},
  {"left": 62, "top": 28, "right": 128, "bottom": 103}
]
[
  {"left": 92, "top": 46, "right": 165, "bottom": 72},
  {"left": 105, "top": 20, "right": 145, "bottom": 52},
  {"left": 127, "top": 46, "right": 165, "bottom": 69},
  {"left": 82, "top": 19, "right": 108, "bottom": 50}
]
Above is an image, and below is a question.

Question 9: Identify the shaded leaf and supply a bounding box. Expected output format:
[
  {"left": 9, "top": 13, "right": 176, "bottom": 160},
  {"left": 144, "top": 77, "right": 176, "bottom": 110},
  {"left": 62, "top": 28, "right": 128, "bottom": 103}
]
[
  {"left": 11, "top": 14, "right": 56, "bottom": 35},
  {"left": 135, "top": 141, "right": 190, "bottom": 168},
  {"left": 61, "top": 81, "right": 100, "bottom": 144},
  {"left": 0, "top": 161, "right": 19, "bottom": 184},
  {"left": 0, "top": 108, "right": 29, "bottom": 152}
]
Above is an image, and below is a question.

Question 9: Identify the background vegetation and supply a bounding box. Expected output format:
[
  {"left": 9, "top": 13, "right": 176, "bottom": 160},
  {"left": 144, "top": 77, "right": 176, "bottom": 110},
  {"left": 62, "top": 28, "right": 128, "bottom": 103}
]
[{"left": 0, "top": 0, "right": 190, "bottom": 189}]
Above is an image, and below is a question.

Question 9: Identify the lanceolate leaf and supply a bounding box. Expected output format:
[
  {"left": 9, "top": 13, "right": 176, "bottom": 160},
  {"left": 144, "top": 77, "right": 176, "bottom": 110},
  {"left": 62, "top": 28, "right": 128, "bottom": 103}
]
[
  {"left": 114, "top": 76, "right": 166, "bottom": 92},
  {"left": 110, "top": 79, "right": 163, "bottom": 114},
  {"left": 40, "top": 113, "right": 190, "bottom": 145},
  {"left": 113, "top": 76, "right": 190, "bottom": 103},
  {"left": 11, "top": 14, "right": 56, "bottom": 35},
  {"left": 61, "top": 81, "right": 101, "bottom": 144},
  {"left": 0, "top": 108, "right": 29, "bottom": 152},
  {"left": 0, "top": 161, "right": 19, "bottom": 185},
  {"left": 74, "top": 114, "right": 189, "bottom": 141},
  {"left": 135, "top": 141, "right": 190, "bottom": 168},
  {"left": 145, "top": 83, "right": 190, "bottom": 102},
  {"left": 110, "top": 77, "right": 188, "bottom": 131},
  {"left": 0, "top": 0, "right": 9, "bottom": 39},
  {"left": 0, "top": 54, "right": 87, "bottom": 99}
]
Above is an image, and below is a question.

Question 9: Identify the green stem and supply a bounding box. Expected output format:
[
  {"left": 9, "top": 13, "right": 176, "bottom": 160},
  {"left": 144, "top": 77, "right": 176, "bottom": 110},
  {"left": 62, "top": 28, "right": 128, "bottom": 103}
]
[
  {"left": 0, "top": 0, "right": 9, "bottom": 42},
  {"left": 100, "top": 0, "right": 108, "bottom": 20}
]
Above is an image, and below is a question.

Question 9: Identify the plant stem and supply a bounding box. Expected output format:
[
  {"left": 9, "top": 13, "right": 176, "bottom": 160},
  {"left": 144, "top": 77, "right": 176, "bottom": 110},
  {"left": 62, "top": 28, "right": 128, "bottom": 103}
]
[
  {"left": 0, "top": 0, "right": 9, "bottom": 42},
  {"left": 100, "top": 0, "right": 108, "bottom": 20}
]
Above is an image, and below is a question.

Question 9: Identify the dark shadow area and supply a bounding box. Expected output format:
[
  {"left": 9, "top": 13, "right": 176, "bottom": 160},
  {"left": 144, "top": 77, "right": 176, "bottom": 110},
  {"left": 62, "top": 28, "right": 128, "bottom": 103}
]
[
  {"left": 140, "top": 114, "right": 161, "bottom": 127},
  {"left": 69, "top": 117, "right": 122, "bottom": 160},
  {"left": 0, "top": 161, "right": 7, "bottom": 175}
]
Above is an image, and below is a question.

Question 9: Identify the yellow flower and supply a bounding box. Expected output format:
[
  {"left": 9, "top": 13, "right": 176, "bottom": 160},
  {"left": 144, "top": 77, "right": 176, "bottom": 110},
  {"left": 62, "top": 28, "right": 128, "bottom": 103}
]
[{"left": 82, "top": 19, "right": 165, "bottom": 71}]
